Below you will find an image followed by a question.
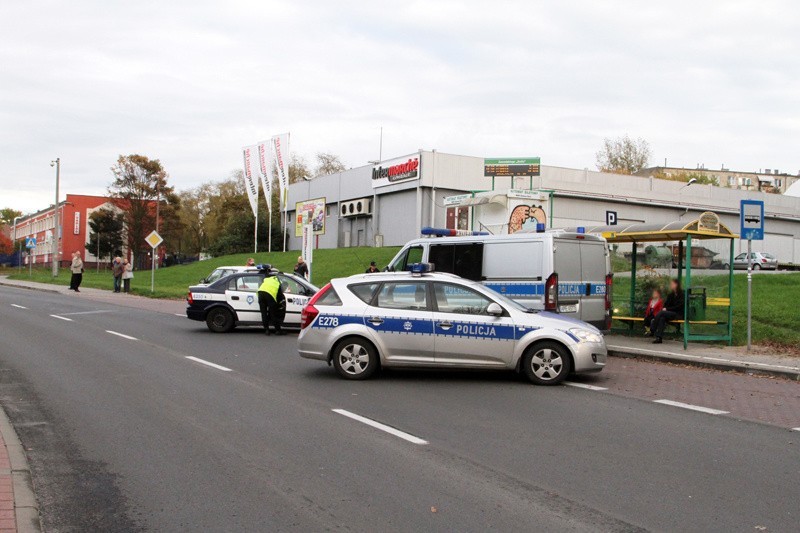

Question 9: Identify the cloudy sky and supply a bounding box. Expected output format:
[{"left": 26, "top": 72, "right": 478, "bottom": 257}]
[{"left": 2, "top": 0, "right": 798, "bottom": 213}]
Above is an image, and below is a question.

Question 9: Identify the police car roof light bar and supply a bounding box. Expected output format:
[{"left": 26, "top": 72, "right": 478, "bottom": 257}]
[
  {"left": 421, "top": 227, "right": 490, "bottom": 237},
  {"left": 409, "top": 263, "right": 435, "bottom": 276}
]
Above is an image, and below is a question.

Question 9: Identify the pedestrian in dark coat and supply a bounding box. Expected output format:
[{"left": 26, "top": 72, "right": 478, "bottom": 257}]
[{"left": 650, "top": 279, "right": 685, "bottom": 343}]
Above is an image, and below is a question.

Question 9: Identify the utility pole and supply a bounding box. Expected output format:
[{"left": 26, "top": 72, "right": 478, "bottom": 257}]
[
  {"left": 155, "top": 177, "right": 160, "bottom": 270},
  {"left": 12, "top": 216, "right": 21, "bottom": 272},
  {"left": 51, "top": 158, "right": 60, "bottom": 278}
]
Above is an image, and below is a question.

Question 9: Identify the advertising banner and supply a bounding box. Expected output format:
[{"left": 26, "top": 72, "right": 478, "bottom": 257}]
[
  {"left": 241, "top": 145, "right": 260, "bottom": 217},
  {"left": 257, "top": 140, "right": 273, "bottom": 212},
  {"left": 301, "top": 224, "right": 313, "bottom": 281},
  {"left": 272, "top": 133, "right": 290, "bottom": 203},
  {"left": 73, "top": 211, "right": 81, "bottom": 235},
  {"left": 295, "top": 197, "right": 326, "bottom": 237},
  {"left": 371, "top": 154, "right": 420, "bottom": 188}
]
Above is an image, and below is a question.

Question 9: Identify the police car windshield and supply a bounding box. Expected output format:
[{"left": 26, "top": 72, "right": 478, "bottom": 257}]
[{"left": 482, "top": 286, "right": 536, "bottom": 313}]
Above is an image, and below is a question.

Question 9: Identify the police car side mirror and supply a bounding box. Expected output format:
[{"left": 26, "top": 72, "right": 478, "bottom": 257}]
[{"left": 486, "top": 303, "right": 503, "bottom": 317}]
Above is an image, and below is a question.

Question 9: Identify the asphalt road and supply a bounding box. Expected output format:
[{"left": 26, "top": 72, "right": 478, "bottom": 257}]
[{"left": 0, "top": 286, "right": 798, "bottom": 532}]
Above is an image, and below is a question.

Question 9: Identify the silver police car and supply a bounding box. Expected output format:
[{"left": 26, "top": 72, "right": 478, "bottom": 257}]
[{"left": 298, "top": 265, "right": 606, "bottom": 385}]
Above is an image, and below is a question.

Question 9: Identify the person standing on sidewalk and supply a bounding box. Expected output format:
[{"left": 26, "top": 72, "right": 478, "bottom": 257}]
[
  {"left": 112, "top": 256, "right": 124, "bottom": 293},
  {"left": 257, "top": 272, "right": 286, "bottom": 336},
  {"left": 69, "top": 251, "right": 84, "bottom": 292},
  {"left": 650, "top": 278, "right": 685, "bottom": 344},
  {"left": 294, "top": 256, "right": 309, "bottom": 280},
  {"left": 122, "top": 259, "right": 134, "bottom": 293}
]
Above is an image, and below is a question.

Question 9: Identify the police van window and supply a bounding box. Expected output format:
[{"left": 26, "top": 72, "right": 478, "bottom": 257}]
[
  {"left": 389, "top": 246, "right": 423, "bottom": 271},
  {"left": 554, "top": 240, "right": 582, "bottom": 281},
  {"left": 349, "top": 282, "right": 380, "bottom": 304},
  {"left": 429, "top": 243, "right": 483, "bottom": 281},
  {"left": 375, "top": 282, "right": 427, "bottom": 311},
  {"left": 434, "top": 283, "right": 493, "bottom": 315},
  {"left": 231, "top": 275, "right": 262, "bottom": 292}
]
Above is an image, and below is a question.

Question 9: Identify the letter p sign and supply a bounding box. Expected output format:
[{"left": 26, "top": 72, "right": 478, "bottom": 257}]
[{"left": 606, "top": 211, "right": 618, "bottom": 226}]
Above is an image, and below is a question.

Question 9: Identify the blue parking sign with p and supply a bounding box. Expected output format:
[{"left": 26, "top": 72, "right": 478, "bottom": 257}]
[{"left": 740, "top": 200, "right": 764, "bottom": 240}]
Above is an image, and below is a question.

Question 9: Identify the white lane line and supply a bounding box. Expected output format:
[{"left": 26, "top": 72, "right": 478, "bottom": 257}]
[
  {"left": 105, "top": 330, "right": 138, "bottom": 341},
  {"left": 792, "top": 427, "right": 800, "bottom": 432},
  {"left": 10, "top": 304, "right": 27, "bottom": 309},
  {"left": 332, "top": 409, "right": 428, "bottom": 445},
  {"left": 50, "top": 314, "right": 73, "bottom": 322},
  {"left": 564, "top": 382, "right": 608, "bottom": 391},
  {"left": 174, "top": 313, "right": 185, "bottom": 317},
  {"left": 654, "top": 399, "right": 729, "bottom": 415},
  {"left": 61, "top": 310, "right": 112, "bottom": 316},
  {"left": 185, "top": 356, "right": 232, "bottom": 372}
]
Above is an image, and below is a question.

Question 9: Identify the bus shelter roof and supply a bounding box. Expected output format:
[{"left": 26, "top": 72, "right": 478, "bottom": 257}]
[{"left": 564, "top": 214, "right": 738, "bottom": 243}]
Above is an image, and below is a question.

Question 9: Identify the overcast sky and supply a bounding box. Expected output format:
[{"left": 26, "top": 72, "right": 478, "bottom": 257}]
[{"left": 2, "top": 0, "right": 798, "bottom": 214}]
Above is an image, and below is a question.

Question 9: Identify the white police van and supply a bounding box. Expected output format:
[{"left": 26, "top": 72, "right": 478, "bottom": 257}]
[{"left": 386, "top": 228, "right": 612, "bottom": 330}]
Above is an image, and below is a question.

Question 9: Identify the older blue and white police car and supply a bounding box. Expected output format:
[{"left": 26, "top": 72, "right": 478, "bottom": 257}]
[
  {"left": 187, "top": 267, "right": 318, "bottom": 332},
  {"left": 297, "top": 264, "right": 606, "bottom": 384}
]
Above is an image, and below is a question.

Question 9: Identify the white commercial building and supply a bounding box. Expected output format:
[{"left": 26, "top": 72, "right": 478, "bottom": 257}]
[{"left": 287, "top": 151, "right": 800, "bottom": 264}]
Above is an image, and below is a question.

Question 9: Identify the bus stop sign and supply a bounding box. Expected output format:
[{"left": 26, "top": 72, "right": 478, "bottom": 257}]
[{"left": 740, "top": 200, "right": 764, "bottom": 240}]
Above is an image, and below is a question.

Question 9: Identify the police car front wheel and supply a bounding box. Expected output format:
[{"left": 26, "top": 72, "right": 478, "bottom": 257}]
[
  {"left": 522, "top": 342, "right": 571, "bottom": 385},
  {"left": 331, "top": 337, "right": 379, "bottom": 380},
  {"left": 206, "top": 307, "right": 235, "bottom": 333}
]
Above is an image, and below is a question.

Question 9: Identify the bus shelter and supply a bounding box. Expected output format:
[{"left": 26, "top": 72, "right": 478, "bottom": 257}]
[{"left": 576, "top": 212, "right": 736, "bottom": 349}]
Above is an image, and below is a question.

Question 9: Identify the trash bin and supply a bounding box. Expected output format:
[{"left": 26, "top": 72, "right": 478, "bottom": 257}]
[{"left": 687, "top": 287, "right": 706, "bottom": 321}]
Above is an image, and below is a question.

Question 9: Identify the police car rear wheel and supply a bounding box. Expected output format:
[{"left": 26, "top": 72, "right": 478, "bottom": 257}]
[
  {"left": 522, "top": 342, "right": 571, "bottom": 385},
  {"left": 332, "top": 338, "right": 378, "bottom": 380},
  {"left": 206, "top": 308, "right": 234, "bottom": 333}
]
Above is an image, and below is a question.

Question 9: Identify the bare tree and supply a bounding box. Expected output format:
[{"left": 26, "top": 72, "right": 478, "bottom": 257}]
[
  {"left": 596, "top": 136, "right": 652, "bottom": 174},
  {"left": 314, "top": 152, "right": 346, "bottom": 176}
]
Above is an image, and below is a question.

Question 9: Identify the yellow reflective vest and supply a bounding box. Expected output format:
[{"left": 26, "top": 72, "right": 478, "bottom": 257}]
[{"left": 258, "top": 276, "right": 280, "bottom": 299}]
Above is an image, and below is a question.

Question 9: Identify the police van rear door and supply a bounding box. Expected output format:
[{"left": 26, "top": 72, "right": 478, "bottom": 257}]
[{"left": 554, "top": 238, "right": 608, "bottom": 327}]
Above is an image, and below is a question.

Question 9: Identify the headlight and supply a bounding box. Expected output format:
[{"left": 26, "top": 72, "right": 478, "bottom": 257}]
[{"left": 569, "top": 328, "right": 603, "bottom": 343}]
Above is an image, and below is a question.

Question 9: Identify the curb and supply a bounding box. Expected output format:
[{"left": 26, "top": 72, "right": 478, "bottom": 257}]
[
  {"left": 607, "top": 345, "right": 800, "bottom": 381},
  {"left": 0, "top": 280, "right": 62, "bottom": 295},
  {"left": 0, "top": 407, "right": 41, "bottom": 533}
]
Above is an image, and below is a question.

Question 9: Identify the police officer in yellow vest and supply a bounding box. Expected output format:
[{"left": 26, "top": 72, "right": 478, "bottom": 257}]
[{"left": 257, "top": 272, "right": 286, "bottom": 336}]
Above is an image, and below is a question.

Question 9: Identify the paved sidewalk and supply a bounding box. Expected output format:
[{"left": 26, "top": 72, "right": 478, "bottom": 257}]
[
  {"left": 0, "top": 276, "right": 185, "bottom": 315},
  {"left": 606, "top": 334, "right": 800, "bottom": 380},
  {"left": 0, "top": 407, "right": 39, "bottom": 533}
]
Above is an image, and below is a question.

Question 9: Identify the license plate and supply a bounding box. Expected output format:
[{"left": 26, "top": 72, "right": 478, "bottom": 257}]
[{"left": 559, "top": 305, "right": 577, "bottom": 313}]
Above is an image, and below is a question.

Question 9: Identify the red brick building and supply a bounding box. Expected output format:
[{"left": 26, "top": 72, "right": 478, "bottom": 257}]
[{"left": 13, "top": 194, "right": 164, "bottom": 268}]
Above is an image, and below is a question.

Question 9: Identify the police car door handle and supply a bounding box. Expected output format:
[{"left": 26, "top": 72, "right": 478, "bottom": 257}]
[
  {"left": 231, "top": 296, "right": 240, "bottom": 300},
  {"left": 437, "top": 321, "right": 453, "bottom": 330},
  {"left": 368, "top": 317, "right": 384, "bottom": 325}
]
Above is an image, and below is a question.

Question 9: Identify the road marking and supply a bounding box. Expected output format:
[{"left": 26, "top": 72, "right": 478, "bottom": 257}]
[
  {"left": 332, "top": 409, "right": 428, "bottom": 445},
  {"left": 185, "top": 356, "right": 232, "bottom": 372},
  {"left": 50, "top": 314, "right": 73, "bottom": 322},
  {"left": 105, "top": 330, "right": 138, "bottom": 340},
  {"left": 61, "top": 310, "right": 112, "bottom": 316},
  {"left": 174, "top": 313, "right": 184, "bottom": 317},
  {"left": 10, "top": 304, "right": 27, "bottom": 309},
  {"left": 564, "top": 382, "right": 608, "bottom": 391},
  {"left": 654, "top": 399, "right": 729, "bottom": 415},
  {"left": 792, "top": 428, "right": 800, "bottom": 432}
]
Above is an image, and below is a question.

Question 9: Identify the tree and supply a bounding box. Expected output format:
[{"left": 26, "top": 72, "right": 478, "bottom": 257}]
[
  {"left": 0, "top": 232, "right": 12, "bottom": 255},
  {"left": 85, "top": 208, "right": 125, "bottom": 263},
  {"left": 108, "top": 155, "right": 177, "bottom": 264},
  {"left": 653, "top": 170, "right": 719, "bottom": 186},
  {"left": 288, "top": 154, "right": 311, "bottom": 184},
  {"left": 596, "top": 136, "right": 652, "bottom": 174},
  {"left": 314, "top": 152, "right": 347, "bottom": 176},
  {"left": 0, "top": 208, "right": 23, "bottom": 226}
]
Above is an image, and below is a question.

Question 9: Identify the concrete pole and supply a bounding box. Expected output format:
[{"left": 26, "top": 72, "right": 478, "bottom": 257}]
[
  {"left": 51, "top": 158, "right": 60, "bottom": 277},
  {"left": 13, "top": 216, "right": 21, "bottom": 271}
]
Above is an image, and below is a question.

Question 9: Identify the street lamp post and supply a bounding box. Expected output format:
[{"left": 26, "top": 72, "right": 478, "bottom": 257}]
[
  {"left": 50, "top": 158, "right": 60, "bottom": 278},
  {"left": 12, "top": 216, "right": 22, "bottom": 272}
]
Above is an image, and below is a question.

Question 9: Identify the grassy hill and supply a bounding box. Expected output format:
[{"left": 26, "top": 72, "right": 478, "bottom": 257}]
[{"left": 6, "top": 246, "right": 401, "bottom": 299}]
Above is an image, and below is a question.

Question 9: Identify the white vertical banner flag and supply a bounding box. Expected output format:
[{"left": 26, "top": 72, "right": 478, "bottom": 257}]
[
  {"left": 241, "top": 145, "right": 260, "bottom": 217},
  {"left": 256, "top": 140, "right": 273, "bottom": 213},
  {"left": 272, "top": 133, "right": 290, "bottom": 205}
]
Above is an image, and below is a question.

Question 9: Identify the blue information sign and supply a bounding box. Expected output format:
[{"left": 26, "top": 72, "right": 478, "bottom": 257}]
[
  {"left": 24, "top": 237, "right": 37, "bottom": 249},
  {"left": 740, "top": 200, "right": 764, "bottom": 240}
]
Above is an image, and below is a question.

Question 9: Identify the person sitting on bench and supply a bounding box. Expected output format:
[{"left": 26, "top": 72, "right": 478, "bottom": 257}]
[
  {"left": 643, "top": 288, "right": 663, "bottom": 335},
  {"left": 650, "top": 279, "right": 684, "bottom": 344}
]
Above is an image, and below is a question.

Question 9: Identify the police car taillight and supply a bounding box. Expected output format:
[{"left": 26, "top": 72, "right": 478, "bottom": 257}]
[
  {"left": 301, "top": 282, "right": 331, "bottom": 329},
  {"left": 544, "top": 273, "right": 558, "bottom": 311},
  {"left": 187, "top": 291, "right": 194, "bottom": 305}
]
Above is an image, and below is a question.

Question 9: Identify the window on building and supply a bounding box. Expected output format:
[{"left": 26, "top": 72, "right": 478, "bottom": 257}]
[
  {"left": 775, "top": 179, "right": 782, "bottom": 188},
  {"left": 727, "top": 176, "right": 735, "bottom": 187}
]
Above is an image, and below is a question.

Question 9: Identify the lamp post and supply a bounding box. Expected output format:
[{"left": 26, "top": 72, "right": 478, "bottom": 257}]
[
  {"left": 12, "top": 216, "right": 22, "bottom": 272},
  {"left": 50, "top": 158, "right": 60, "bottom": 278}
]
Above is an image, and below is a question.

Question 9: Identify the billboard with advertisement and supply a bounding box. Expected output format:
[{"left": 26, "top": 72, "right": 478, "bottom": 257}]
[{"left": 295, "top": 198, "right": 326, "bottom": 237}]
